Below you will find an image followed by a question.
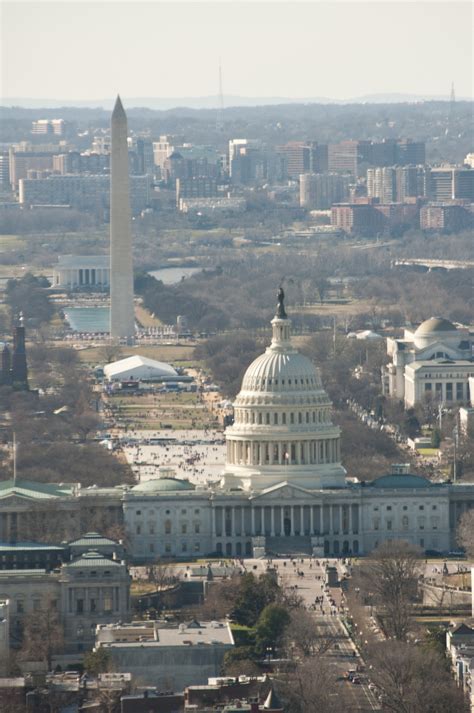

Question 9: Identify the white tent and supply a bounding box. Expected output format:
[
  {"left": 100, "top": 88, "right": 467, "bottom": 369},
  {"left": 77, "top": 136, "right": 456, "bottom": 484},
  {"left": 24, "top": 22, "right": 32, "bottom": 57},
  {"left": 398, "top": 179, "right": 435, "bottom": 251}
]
[{"left": 103, "top": 355, "right": 178, "bottom": 382}]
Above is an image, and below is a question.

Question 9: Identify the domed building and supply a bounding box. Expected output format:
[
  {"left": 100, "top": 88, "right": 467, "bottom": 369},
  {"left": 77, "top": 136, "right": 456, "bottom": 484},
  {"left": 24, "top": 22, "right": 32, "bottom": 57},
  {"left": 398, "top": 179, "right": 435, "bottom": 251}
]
[
  {"left": 384, "top": 317, "right": 474, "bottom": 407},
  {"left": 123, "top": 292, "right": 452, "bottom": 561},
  {"left": 223, "top": 292, "right": 346, "bottom": 492}
]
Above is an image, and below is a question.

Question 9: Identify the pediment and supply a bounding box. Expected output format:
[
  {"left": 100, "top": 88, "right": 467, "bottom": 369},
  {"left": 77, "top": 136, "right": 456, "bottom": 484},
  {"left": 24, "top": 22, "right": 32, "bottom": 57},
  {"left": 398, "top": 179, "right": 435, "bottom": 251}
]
[
  {"left": 0, "top": 494, "right": 35, "bottom": 509},
  {"left": 417, "top": 342, "right": 461, "bottom": 359},
  {"left": 251, "top": 481, "right": 314, "bottom": 501}
]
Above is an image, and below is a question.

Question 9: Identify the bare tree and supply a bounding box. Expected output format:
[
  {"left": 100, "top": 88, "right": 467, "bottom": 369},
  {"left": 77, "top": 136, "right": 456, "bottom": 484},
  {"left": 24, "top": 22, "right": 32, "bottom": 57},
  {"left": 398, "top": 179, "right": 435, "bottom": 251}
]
[
  {"left": 284, "top": 608, "right": 336, "bottom": 658},
  {"left": 368, "top": 640, "right": 469, "bottom": 713},
  {"left": 97, "top": 344, "right": 123, "bottom": 364},
  {"left": 360, "top": 540, "right": 422, "bottom": 641},
  {"left": 19, "top": 597, "right": 64, "bottom": 671},
  {"left": 457, "top": 508, "right": 474, "bottom": 557}
]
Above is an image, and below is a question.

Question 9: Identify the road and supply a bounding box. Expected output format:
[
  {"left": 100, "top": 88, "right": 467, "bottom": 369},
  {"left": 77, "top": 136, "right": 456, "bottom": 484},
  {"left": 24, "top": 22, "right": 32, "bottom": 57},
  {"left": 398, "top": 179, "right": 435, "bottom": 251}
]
[{"left": 272, "top": 557, "right": 381, "bottom": 712}]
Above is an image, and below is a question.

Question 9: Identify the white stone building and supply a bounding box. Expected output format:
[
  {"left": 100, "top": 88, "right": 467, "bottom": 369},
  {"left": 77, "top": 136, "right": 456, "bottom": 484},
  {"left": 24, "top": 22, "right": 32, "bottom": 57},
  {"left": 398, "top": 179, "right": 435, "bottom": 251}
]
[
  {"left": 384, "top": 317, "right": 474, "bottom": 407},
  {"left": 123, "top": 293, "right": 453, "bottom": 560},
  {"left": 53, "top": 254, "right": 110, "bottom": 290}
]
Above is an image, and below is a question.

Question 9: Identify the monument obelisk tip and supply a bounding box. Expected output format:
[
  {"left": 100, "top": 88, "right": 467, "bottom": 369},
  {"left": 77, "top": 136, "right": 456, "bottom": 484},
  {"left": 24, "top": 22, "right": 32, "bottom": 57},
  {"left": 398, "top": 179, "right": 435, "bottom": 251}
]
[{"left": 112, "top": 94, "right": 125, "bottom": 120}]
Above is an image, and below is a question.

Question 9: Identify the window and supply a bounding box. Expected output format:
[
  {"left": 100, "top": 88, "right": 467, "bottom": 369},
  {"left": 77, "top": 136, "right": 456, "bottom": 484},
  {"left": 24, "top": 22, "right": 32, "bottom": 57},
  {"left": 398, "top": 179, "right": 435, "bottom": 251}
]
[
  {"left": 136, "top": 510, "right": 141, "bottom": 516},
  {"left": 446, "top": 383, "right": 453, "bottom": 401},
  {"left": 403, "top": 506, "right": 408, "bottom": 511},
  {"left": 456, "top": 383, "right": 464, "bottom": 400},
  {"left": 282, "top": 413, "right": 286, "bottom": 424},
  {"left": 432, "top": 505, "right": 437, "bottom": 511},
  {"left": 181, "top": 509, "right": 187, "bottom": 515},
  {"left": 419, "top": 506, "right": 424, "bottom": 511},
  {"left": 33, "top": 599, "right": 41, "bottom": 611},
  {"left": 387, "top": 506, "right": 392, "bottom": 511},
  {"left": 290, "top": 413, "right": 295, "bottom": 424},
  {"left": 149, "top": 543, "right": 154, "bottom": 552},
  {"left": 149, "top": 524, "right": 155, "bottom": 535},
  {"left": 194, "top": 509, "right": 200, "bottom": 515},
  {"left": 165, "top": 520, "right": 172, "bottom": 534},
  {"left": 136, "top": 525, "right": 141, "bottom": 535},
  {"left": 266, "top": 413, "right": 270, "bottom": 424},
  {"left": 373, "top": 518, "right": 380, "bottom": 531},
  {"left": 181, "top": 542, "right": 187, "bottom": 552},
  {"left": 104, "top": 595, "right": 112, "bottom": 613},
  {"left": 76, "top": 599, "right": 84, "bottom": 614},
  {"left": 194, "top": 523, "right": 200, "bottom": 533},
  {"left": 165, "top": 543, "right": 171, "bottom": 553},
  {"left": 425, "top": 383, "right": 432, "bottom": 392},
  {"left": 402, "top": 516, "right": 409, "bottom": 530},
  {"left": 387, "top": 520, "right": 392, "bottom": 531},
  {"left": 274, "top": 413, "right": 278, "bottom": 424},
  {"left": 16, "top": 600, "right": 24, "bottom": 614},
  {"left": 165, "top": 510, "right": 170, "bottom": 515},
  {"left": 90, "top": 599, "right": 96, "bottom": 613},
  {"left": 194, "top": 543, "right": 200, "bottom": 552},
  {"left": 181, "top": 524, "right": 187, "bottom": 534}
]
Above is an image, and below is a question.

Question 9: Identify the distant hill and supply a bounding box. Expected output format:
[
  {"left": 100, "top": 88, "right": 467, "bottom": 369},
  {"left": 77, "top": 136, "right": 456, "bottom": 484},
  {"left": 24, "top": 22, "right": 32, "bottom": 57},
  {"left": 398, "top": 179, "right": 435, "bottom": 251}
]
[{"left": 1, "top": 92, "right": 470, "bottom": 111}]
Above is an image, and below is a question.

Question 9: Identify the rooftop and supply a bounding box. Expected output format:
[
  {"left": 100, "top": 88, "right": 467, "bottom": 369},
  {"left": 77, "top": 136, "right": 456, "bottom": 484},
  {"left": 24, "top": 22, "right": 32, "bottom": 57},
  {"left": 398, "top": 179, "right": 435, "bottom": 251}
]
[
  {"left": 104, "top": 355, "right": 178, "bottom": 378},
  {"left": 0, "top": 479, "right": 75, "bottom": 500},
  {"left": 56, "top": 254, "right": 109, "bottom": 268},
  {"left": 66, "top": 550, "right": 121, "bottom": 568},
  {"left": 97, "top": 620, "right": 234, "bottom": 648}
]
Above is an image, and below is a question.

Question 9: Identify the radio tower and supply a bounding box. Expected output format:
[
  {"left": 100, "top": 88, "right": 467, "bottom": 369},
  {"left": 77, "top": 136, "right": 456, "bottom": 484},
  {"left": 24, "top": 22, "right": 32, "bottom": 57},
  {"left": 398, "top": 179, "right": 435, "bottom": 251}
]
[
  {"left": 216, "top": 60, "right": 224, "bottom": 132},
  {"left": 447, "top": 81, "right": 455, "bottom": 135}
]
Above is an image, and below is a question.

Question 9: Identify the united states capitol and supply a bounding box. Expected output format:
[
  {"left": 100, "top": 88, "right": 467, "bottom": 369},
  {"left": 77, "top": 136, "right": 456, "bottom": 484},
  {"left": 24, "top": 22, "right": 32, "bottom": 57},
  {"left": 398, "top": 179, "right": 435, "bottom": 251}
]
[{"left": 2, "top": 290, "right": 473, "bottom": 562}]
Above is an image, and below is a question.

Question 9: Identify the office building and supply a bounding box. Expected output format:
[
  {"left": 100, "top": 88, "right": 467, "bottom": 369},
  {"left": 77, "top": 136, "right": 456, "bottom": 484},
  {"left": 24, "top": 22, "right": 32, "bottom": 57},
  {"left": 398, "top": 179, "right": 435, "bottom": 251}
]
[
  {"left": 429, "top": 167, "right": 474, "bottom": 201},
  {"left": 176, "top": 176, "right": 218, "bottom": 205},
  {"left": 299, "top": 172, "right": 351, "bottom": 209},
  {"left": 19, "top": 174, "right": 150, "bottom": 214},
  {"left": 0, "top": 152, "right": 10, "bottom": 188},
  {"left": 367, "top": 167, "right": 397, "bottom": 203},
  {"left": 31, "top": 119, "right": 67, "bottom": 136},
  {"left": 9, "top": 148, "right": 56, "bottom": 188},
  {"left": 276, "top": 142, "right": 327, "bottom": 178}
]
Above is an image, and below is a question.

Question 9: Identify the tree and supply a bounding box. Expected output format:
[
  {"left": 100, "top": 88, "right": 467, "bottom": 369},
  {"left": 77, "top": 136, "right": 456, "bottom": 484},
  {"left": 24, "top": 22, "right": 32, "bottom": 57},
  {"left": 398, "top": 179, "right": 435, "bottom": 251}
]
[
  {"left": 19, "top": 598, "right": 64, "bottom": 671},
  {"left": 360, "top": 540, "right": 422, "bottom": 641},
  {"left": 431, "top": 427, "right": 442, "bottom": 448},
  {"left": 254, "top": 604, "right": 291, "bottom": 655},
  {"left": 231, "top": 572, "right": 280, "bottom": 626},
  {"left": 284, "top": 608, "right": 335, "bottom": 658},
  {"left": 368, "top": 640, "right": 468, "bottom": 713},
  {"left": 97, "top": 343, "right": 123, "bottom": 364},
  {"left": 457, "top": 509, "right": 474, "bottom": 557},
  {"left": 83, "top": 647, "right": 112, "bottom": 675}
]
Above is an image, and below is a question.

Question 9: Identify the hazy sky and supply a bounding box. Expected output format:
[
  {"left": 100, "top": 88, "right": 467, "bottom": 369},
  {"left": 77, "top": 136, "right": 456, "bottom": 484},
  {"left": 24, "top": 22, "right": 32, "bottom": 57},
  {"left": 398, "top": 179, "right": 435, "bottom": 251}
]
[{"left": 1, "top": 1, "right": 472, "bottom": 102}]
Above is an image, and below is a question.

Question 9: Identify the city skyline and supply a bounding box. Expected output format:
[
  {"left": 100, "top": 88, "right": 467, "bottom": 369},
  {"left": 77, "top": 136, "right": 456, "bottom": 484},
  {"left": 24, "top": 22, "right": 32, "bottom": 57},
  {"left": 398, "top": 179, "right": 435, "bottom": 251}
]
[{"left": 2, "top": 1, "right": 472, "bottom": 104}]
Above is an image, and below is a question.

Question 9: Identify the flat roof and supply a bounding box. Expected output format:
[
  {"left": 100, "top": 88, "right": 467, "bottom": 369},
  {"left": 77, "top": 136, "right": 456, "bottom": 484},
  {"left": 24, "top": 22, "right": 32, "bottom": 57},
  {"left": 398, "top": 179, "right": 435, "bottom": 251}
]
[{"left": 99, "top": 620, "right": 233, "bottom": 648}]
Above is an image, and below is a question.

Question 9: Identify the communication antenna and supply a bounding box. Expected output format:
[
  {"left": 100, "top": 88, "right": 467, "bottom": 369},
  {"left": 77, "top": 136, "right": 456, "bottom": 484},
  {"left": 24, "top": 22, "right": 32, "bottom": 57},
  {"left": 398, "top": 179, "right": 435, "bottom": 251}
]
[
  {"left": 446, "top": 81, "right": 456, "bottom": 135},
  {"left": 216, "top": 59, "right": 224, "bottom": 132}
]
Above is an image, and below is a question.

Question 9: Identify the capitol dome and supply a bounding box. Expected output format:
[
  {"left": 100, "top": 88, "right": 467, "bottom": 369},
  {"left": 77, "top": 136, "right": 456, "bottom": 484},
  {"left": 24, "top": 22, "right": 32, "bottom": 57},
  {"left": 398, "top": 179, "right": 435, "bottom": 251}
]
[
  {"left": 224, "top": 289, "right": 346, "bottom": 492},
  {"left": 132, "top": 478, "right": 195, "bottom": 494}
]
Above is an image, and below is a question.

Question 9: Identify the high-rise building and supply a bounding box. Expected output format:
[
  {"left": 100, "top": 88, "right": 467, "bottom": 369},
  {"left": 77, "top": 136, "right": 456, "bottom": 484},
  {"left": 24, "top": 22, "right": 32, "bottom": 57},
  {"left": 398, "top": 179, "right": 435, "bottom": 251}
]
[
  {"left": 109, "top": 96, "right": 135, "bottom": 341},
  {"left": 367, "top": 167, "right": 397, "bottom": 203},
  {"left": 276, "top": 142, "right": 326, "bottom": 178},
  {"left": 176, "top": 177, "right": 218, "bottom": 206},
  {"left": 0, "top": 153, "right": 10, "bottom": 188},
  {"left": 395, "top": 165, "right": 428, "bottom": 202},
  {"left": 299, "top": 173, "right": 351, "bottom": 209},
  {"left": 328, "top": 141, "right": 370, "bottom": 176},
  {"left": 395, "top": 139, "right": 425, "bottom": 166},
  {"left": 31, "top": 119, "right": 67, "bottom": 136},
  {"left": 429, "top": 167, "right": 474, "bottom": 201},
  {"left": 9, "top": 148, "right": 56, "bottom": 188}
]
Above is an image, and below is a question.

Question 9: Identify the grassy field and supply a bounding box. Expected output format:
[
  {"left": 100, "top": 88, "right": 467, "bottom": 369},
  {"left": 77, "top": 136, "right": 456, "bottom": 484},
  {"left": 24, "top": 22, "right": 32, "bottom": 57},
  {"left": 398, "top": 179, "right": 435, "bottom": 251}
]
[
  {"left": 0, "top": 235, "right": 26, "bottom": 251},
  {"left": 108, "top": 390, "right": 217, "bottom": 430},
  {"left": 135, "top": 303, "right": 163, "bottom": 328},
  {"left": 78, "top": 343, "right": 197, "bottom": 365}
]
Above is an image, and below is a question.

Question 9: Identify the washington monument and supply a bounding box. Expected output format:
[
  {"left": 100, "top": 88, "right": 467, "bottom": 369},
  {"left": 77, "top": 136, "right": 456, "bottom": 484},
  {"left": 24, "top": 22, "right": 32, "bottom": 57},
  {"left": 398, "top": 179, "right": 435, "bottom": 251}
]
[{"left": 110, "top": 95, "right": 135, "bottom": 340}]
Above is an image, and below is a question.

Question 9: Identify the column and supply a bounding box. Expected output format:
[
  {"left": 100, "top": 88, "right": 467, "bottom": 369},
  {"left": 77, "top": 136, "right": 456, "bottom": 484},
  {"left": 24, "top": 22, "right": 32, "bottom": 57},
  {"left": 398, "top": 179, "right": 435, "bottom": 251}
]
[
  {"left": 259, "top": 443, "right": 264, "bottom": 466},
  {"left": 280, "top": 507, "right": 285, "bottom": 536},
  {"left": 310, "top": 506, "right": 314, "bottom": 535},
  {"left": 304, "top": 441, "right": 310, "bottom": 465},
  {"left": 296, "top": 442, "right": 301, "bottom": 465},
  {"left": 251, "top": 507, "right": 255, "bottom": 535},
  {"left": 278, "top": 443, "right": 283, "bottom": 465},
  {"left": 271, "top": 507, "right": 275, "bottom": 537},
  {"left": 348, "top": 505, "right": 352, "bottom": 534},
  {"left": 290, "top": 506, "right": 295, "bottom": 536},
  {"left": 329, "top": 505, "right": 333, "bottom": 534},
  {"left": 231, "top": 507, "right": 235, "bottom": 537},
  {"left": 300, "top": 505, "right": 304, "bottom": 534}
]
